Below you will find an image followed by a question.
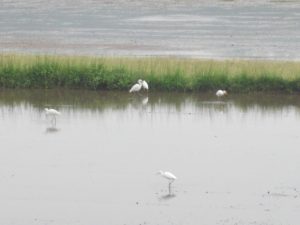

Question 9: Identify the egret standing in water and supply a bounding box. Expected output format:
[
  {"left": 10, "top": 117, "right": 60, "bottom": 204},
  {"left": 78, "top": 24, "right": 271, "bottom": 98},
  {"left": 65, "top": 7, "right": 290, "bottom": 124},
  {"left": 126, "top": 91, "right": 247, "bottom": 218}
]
[
  {"left": 45, "top": 108, "right": 60, "bottom": 125},
  {"left": 216, "top": 90, "right": 227, "bottom": 97},
  {"left": 157, "top": 170, "right": 177, "bottom": 194},
  {"left": 142, "top": 80, "right": 149, "bottom": 91},
  {"left": 129, "top": 79, "right": 149, "bottom": 93}
]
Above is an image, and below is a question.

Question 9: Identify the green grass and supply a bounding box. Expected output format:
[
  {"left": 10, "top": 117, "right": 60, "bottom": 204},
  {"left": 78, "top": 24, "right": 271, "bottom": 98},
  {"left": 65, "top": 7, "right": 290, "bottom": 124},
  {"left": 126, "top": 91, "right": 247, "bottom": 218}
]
[{"left": 1, "top": 54, "right": 300, "bottom": 92}]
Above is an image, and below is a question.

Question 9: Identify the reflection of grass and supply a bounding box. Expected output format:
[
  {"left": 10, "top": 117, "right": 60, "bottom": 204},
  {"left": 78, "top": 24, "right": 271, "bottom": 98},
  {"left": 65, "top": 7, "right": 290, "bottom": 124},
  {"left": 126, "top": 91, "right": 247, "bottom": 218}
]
[
  {"left": 1, "top": 89, "right": 300, "bottom": 114},
  {"left": 1, "top": 54, "right": 300, "bottom": 92}
]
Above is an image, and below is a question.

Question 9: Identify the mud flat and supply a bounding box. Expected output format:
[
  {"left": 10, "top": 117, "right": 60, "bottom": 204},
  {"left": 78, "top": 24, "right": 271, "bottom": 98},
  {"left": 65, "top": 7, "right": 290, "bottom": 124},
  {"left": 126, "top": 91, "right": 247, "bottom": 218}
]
[{"left": 1, "top": 0, "right": 300, "bottom": 59}]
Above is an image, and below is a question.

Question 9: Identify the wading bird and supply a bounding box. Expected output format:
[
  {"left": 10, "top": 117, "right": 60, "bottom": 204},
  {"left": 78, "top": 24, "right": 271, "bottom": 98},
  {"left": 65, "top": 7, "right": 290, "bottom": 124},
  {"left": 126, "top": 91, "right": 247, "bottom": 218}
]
[
  {"left": 216, "top": 90, "right": 227, "bottom": 97},
  {"left": 45, "top": 108, "right": 60, "bottom": 125},
  {"left": 142, "top": 80, "right": 149, "bottom": 91},
  {"left": 129, "top": 79, "right": 149, "bottom": 93},
  {"left": 129, "top": 79, "right": 143, "bottom": 93},
  {"left": 157, "top": 170, "right": 177, "bottom": 192}
]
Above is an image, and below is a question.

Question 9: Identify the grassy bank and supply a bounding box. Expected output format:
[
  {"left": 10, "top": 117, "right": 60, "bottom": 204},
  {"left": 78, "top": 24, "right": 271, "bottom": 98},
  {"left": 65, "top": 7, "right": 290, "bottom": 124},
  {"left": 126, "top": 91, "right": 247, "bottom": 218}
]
[{"left": 1, "top": 54, "right": 300, "bottom": 92}]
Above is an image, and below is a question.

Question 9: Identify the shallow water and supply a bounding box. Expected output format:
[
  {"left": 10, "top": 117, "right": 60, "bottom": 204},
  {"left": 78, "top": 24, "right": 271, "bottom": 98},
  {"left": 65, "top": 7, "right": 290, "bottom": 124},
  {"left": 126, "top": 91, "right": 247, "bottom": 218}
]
[
  {"left": 0, "top": 90, "right": 300, "bottom": 225},
  {"left": 1, "top": 0, "right": 300, "bottom": 59}
]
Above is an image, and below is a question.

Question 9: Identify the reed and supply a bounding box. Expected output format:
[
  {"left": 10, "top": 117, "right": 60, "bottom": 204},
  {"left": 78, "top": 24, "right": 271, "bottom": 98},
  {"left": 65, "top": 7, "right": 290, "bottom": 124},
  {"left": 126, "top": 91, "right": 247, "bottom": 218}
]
[{"left": 1, "top": 54, "right": 300, "bottom": 92}]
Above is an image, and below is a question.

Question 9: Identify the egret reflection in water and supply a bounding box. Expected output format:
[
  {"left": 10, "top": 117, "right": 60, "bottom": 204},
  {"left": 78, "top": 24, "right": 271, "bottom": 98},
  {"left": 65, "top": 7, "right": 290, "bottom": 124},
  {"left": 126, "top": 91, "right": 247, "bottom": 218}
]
[
  {"left": 129, "top": 94, "right": 149, "bottom": 108},
  {"left": 158, "top": 184, "right": 176, "bottom": 201},
  {"left": 142, "top": 96, "right": 148, "bottom": 105},
  {"left": 159, "top": 193, "right": 176, "bottom": 201},
  {"left": 45, "top": 126, "right": 60, "bottom": 134}
]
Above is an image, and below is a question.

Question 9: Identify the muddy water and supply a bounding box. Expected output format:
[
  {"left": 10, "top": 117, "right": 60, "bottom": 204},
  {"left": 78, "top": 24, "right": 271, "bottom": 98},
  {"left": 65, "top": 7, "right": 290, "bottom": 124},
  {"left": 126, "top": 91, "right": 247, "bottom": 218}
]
[
  {"left": 1, "top": 0, "right": 300, "bottom": 59},
  {"left": 0, "top": 90, "right": 300, "bottom": 225}
]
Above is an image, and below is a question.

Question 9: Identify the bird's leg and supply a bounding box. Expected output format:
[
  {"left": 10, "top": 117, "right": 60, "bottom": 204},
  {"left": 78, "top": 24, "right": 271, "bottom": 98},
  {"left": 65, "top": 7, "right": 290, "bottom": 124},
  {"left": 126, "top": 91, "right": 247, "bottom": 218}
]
[
  {"left": 168, "top": 182, "right": 172, "bottom": 195},
  {"left": 50, "top": 116, "right": 56, "bottom": 126}
]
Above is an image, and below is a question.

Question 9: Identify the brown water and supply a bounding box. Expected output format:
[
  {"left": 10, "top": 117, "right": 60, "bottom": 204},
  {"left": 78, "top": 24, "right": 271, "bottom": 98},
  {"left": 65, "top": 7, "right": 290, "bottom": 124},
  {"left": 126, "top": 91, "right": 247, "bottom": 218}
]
[
  {"left": 1, "top": 0, "right": 300, "bottom": 59},
  {"left": 0, "top": 90, "right": 300, "bottom": 225}
]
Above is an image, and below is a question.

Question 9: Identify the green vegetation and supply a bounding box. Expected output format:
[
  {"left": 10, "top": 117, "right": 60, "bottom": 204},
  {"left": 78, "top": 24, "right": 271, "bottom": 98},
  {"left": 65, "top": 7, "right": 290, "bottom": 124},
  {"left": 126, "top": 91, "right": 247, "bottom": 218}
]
[{"left": 1, "top": 54, "right": 300, "bottom": 92}]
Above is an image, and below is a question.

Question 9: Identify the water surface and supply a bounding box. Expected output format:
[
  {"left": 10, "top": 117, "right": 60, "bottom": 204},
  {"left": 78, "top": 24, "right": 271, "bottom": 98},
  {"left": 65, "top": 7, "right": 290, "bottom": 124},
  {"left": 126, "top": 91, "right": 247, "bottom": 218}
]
[{"left": 0, "top": 90, "right": 300, "bottom": 225}]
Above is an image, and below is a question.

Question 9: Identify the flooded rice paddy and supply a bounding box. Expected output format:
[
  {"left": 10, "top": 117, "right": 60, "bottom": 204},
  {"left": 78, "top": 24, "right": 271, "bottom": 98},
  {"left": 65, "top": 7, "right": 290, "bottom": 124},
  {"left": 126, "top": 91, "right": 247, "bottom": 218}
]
[
  {"left": 1, "top": 0, "right": 300, "bottom": 59},
  {"left": 0, "top": 90, "right": 300, "bottom": 225}
]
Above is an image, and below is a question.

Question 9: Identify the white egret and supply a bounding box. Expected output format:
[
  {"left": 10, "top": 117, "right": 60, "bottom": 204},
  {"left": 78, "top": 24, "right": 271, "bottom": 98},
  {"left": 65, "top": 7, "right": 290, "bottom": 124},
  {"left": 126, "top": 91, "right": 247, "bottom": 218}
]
[
  {"left": 129, "top": 79, "right": 143, "bottom": 93},
  {"left": 157, "top": 170, "right": 177, "bottom": 185},
  {"left": 216, "top": 90, "right": 227, "bottom": 97},
  {"left": 142, "top": 80, "right": 149, "bottom": 91},
  {"left": 129, "top": 79, "right": 149, "bottom": 93},
  {"left": 45, "top": 108, "right": 60, "bottom": 124},
  {"left": 157, "top": 170, "right": 177, "bottom": 195}
]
